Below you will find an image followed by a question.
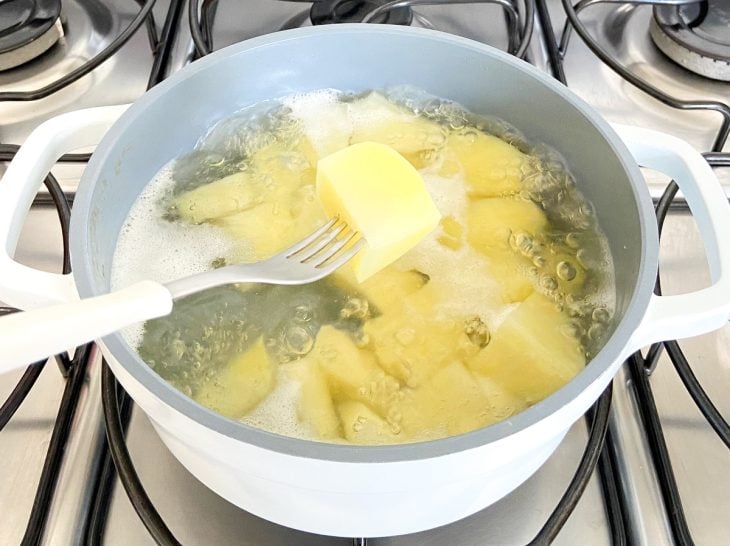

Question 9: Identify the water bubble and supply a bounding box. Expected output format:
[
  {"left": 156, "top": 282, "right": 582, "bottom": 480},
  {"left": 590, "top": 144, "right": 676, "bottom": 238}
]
[
  {"left": 556, "top": 260, "right": 577, "bottom": 281},
  {"left": 464, "top": 316, "right": 490, "bottom": 348},
  {"left": 172, "top": 339, "right": 186, "bottom": 360},
  {"left": 509, "top": 232, "right": 533, "bottom": 255},
  {"left": 588, "top": 323, "right": 603, "bottom": 341},
  {"left": 540, "top": 275, "right": 558, "bottom": 291},
  {"left": 293, "top": 305, "right": 313, "bottom": 323},
  {"left": 576, "top": 248, "right": 590, "bottom": 268},
  {"left": 565, "top": 232, "right": 580, "bottom": 248},
  {"left": 340, "top": 297, "right": 369, "bottom": 320},
  {"left": 532, "top": 255, "right": 546, "bottom": 268},
  {"left": 592, "top": 307, "right": 610, "bottom": 323},
  {"left": 284, "top": 326, "right": 314, "bottom": 357},
  {"left": 462, "top": 129, "right": 478, "bottom": 143}
]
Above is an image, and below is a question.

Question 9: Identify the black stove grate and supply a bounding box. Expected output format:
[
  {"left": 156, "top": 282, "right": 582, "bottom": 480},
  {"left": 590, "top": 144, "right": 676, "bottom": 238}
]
[
  {"left": 558, "top": 0, "right": 730, "bottom": 153},
  {"left": 547, "top": 1, "right": 730, "bottom": 544},
  {"left": 0, "top": 1, "right": 180, "bottom": 544}
]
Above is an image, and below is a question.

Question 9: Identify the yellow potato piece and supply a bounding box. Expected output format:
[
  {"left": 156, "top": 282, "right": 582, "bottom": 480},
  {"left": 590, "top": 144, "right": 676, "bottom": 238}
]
[
  {"left": 467, "top": 292, "right": 585, "bottom": 403},
  {"left": 337, "top": 400, "right": 400, "bottom": 445},
  {"left": 467, "top": 197, "right": 548, "bottom": 254},
  {"left": 400, "top": 361, "right": 493, "bottom": 439},
  {"left": 172, "top": 171, "right": 263, "bottom": 224},
  {"left": 332, "top": 265, "right": 429, "bottom": 314},
  {"left": 317, "top": 142, "right": 441, "bottom": 282},
  {"left": 441, "top": 131, "right": 527, "bottom": 197},
  {"left": 194, "top": 338, "right": 275, "bottom": 419},
  {"left": 251, "top": 136, "right": 319, "bottom": 173},
  {"left": 348, "top": 92, "right": 446, "bottom": 155},
  {"left": 309, "top": 326, "right": 400, "bottom": 418},
  {"left": 466, "top": 197, "right": 548, "bottom": 302},
  {"left": 296, "top": 360, "right": 342, "bottom": 440},
  {"left": 363, "top": 284, "right": 465, "bottom": 387},
  {"left": 474, "top": 374, "right": 529, "bottom": 421},
  {"left": 485, "top": 248, "right": 535, "bottom": 303},
  {"left": 214, "top": 190, "right": 326, "bottom": 261}
]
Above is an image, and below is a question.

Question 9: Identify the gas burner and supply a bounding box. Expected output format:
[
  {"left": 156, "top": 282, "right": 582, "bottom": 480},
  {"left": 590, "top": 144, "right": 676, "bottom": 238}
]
[
  {"left": 0, "top": 0, "right": 63, "bottom": 71},
  {"left": 310, "top": 0, "right": 413, "bottom": 25},
  {"left": 649, "top": 0, "right": 730, "bottom": 82}
]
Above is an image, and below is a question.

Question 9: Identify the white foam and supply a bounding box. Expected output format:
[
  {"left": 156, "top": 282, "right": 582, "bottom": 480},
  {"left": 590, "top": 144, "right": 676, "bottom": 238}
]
[
  {"left": 241, "top": 367, "right": 313, "bottom": 440},
  {"left": 395, "top": 172, "right": 511, "bottom": 330},
  {"left": 111, "top": 163, "right": 235, "bottom": 348},
  {"left": 283, "top": 90, "right": 352, "bottom": 158}
]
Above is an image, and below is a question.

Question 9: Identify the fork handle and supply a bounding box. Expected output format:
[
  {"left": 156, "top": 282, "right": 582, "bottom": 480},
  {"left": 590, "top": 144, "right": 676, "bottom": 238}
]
[{"left": 0, "top": 281, "right": 172, "bottom": 374}]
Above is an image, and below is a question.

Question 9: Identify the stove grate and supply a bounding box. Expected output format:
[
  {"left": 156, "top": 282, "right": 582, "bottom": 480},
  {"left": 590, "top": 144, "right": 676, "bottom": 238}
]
[
  {"left": 0, "top": 0, "right": 158, "bottom": 103},
  {"left": 559, "top": 0, "right": 730, "bottom": 153},
  {"left": 549, "top": 2, "right": 730, "bottom": 543}
]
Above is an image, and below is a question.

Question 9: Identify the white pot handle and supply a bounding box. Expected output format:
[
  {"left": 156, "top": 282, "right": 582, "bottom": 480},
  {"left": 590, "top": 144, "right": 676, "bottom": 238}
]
[
  {"left": 0, "top": 105, "right": 129, "bottom": 310},
  {"left": 613, "top": 124, "right": 730, "bottom": 351}
]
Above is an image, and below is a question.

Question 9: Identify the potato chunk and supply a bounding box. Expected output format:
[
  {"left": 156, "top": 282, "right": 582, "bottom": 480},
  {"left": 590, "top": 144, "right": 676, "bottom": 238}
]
[
  {"left": 214, "top": 190, "right": 326, "bottom": 260},
  {"left": 172, "top": 171, "right": 263, "bottom": 224},
  {"left": 468, "top": 292, "right": 584, "bottom": 403},
  {"left": 309, "top": 326, "right": 400, "bottom": 417},
  {"left": 348, "top": 92, "right": 446, "bottom": 155},
  {"left": 194, "top": 338, "right": 275, "bottom": 419},
  {"left": 296, "top": 361, "right": 342, "bottom": 440},
  {"left": 332, "top": 265, "right": 429, "bottom": 314},
  {"left": 400, "top": 361, "right": 493, "bottom": 439},
  {"left": 337, "top": 401, "right": 400, "bottom": 445},
  {"left": 467, "top": 197, "right": 548, "bottom": 254},
  {"left": 441, "top": 131, "right": 527, "bottom": 197},
  {"left": 364, "top": 309, "right": 465, "bottom": 388},
  {"left": 317, "top": 142, "right": 441, "bottom": 281}
]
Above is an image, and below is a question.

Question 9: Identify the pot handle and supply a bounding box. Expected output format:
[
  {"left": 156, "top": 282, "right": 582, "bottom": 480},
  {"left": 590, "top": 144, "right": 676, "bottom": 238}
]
[
  {"left": 612, "top": 124, "right": 730, "bottom": 351},
  {"left": 0, "top": 105, "right": 129, "bottom": 310}
]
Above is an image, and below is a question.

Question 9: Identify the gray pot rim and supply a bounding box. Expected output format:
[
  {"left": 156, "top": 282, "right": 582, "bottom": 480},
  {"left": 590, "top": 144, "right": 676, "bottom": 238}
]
[{"left": 71, "top": 24, "right": 658, "bottom": 463}]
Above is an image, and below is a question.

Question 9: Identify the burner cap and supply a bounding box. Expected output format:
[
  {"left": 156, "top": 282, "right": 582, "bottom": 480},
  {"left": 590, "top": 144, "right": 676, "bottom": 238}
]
[
  {"left": 650, "top": 0, "right": 730, "bottom": 82},
  {"left": 0, "top": 0, "right": 63, "bottom": 71},
  {"left": 310, "top": 0, "right": 413, "bottom": 26}
]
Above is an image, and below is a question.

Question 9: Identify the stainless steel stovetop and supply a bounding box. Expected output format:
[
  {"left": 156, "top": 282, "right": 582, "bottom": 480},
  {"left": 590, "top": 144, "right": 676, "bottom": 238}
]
[{"left": 0, "top": 1, "right": 728, "bottom": 544}]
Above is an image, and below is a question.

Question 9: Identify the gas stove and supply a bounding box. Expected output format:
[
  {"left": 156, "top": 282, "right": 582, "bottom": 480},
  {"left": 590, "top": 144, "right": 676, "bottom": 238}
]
[{"left": 0, "top": 1, "right": 728, "bottom": 544}]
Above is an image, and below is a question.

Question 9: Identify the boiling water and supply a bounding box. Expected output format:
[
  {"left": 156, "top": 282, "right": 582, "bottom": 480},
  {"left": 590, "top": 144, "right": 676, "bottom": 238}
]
[{"left": 112, "top": 88, "right": 615, "bottom": 444}]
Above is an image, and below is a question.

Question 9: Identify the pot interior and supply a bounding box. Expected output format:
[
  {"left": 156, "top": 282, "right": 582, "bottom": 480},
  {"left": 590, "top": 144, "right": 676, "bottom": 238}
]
[{"left": 72, "top": 25, "right": 656, "bottom": 459}]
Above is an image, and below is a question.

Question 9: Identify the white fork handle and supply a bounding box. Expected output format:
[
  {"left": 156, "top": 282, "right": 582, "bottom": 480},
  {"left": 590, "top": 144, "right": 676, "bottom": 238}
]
[
  {"left": 0, "top": 105, "right": 128, "bottom": 310},
  {"left": 613, "top": 125, "right": 730, "bottom": 352},
  {"left": 0, "top": 281, "right": 173, "bottom": 371}
]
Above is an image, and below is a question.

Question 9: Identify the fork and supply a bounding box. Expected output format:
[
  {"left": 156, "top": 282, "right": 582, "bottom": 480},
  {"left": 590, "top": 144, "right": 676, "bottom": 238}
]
[
  {"left": 167, "top": 216, "right": 364, "bottom": 299},
  {"left": 0, "top": 218, "right": 364, "bottom": 373}
]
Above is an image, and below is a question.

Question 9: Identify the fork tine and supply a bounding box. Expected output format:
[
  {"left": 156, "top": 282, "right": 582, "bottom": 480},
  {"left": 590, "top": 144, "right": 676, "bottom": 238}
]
[
  {"left": 282, "top": 216, "right": 339, "bottom": 258},
  {"left": 313, "top": 231, "right": 362, "bottom": 268},
  {"left": 297, "top": 223, "right": 349, "bottom": 262},
  {"left": 315, "top": 238, "right": 366, "bottom": 273}
]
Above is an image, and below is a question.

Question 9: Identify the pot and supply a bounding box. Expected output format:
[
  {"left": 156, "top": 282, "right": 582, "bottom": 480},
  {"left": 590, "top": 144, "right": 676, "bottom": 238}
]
[{"left": 1, "top": 25, "right": 730, "bottom": 538}]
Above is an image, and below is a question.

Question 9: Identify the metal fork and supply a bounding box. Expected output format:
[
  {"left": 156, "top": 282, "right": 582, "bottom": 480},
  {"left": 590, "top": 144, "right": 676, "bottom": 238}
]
[{"left": 166, "top": 216, "right": 365, "bottom": 299}]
